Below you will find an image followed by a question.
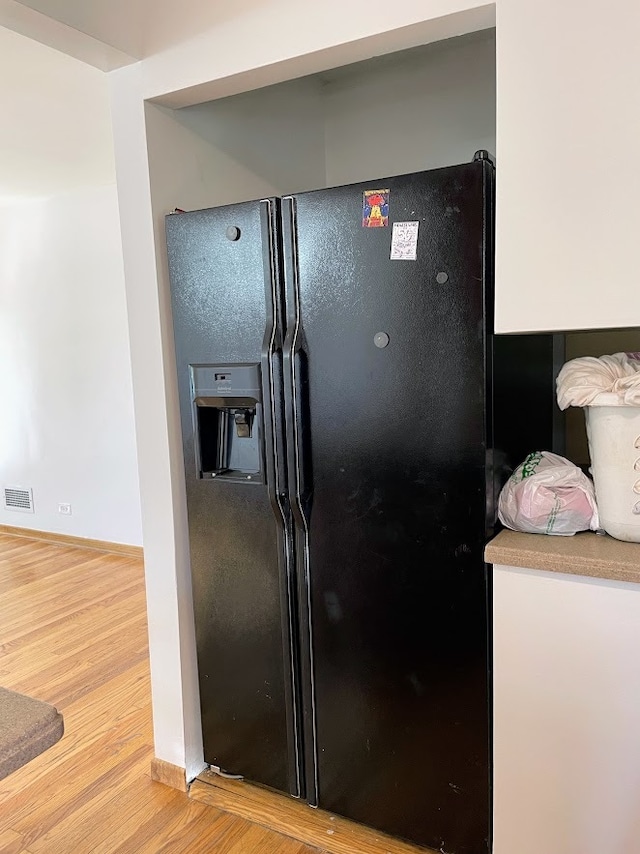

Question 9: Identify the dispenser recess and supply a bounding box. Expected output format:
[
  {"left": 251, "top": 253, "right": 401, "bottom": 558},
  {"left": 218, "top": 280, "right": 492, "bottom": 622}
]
[{"left": 190, "top": 364, "right": 263, "bottom": 482}]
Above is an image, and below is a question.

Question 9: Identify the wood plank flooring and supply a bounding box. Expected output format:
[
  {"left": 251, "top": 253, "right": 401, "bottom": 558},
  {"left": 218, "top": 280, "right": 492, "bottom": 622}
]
[
  {"left": 0, "top": 532, "right": 322, "bottom": 854},
  {"left": 192, "top": 774, "right": 431, "bottom": 854}
]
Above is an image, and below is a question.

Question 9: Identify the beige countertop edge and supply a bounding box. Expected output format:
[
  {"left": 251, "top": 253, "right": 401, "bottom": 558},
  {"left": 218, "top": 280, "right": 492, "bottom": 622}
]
[{"left": 485, "top": 530, "right": 640, "bottom": 585}]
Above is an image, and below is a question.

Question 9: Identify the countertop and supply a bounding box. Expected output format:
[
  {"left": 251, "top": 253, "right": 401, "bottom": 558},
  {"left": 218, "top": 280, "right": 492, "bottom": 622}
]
[{"left": 485, "top": 529, "right": 640, "bottom": 585}]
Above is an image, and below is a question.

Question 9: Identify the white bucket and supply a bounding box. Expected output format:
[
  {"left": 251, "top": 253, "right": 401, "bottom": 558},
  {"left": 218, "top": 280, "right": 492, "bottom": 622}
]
[{"left": 584, "top": 398, "right": 640, "bottom": 543}]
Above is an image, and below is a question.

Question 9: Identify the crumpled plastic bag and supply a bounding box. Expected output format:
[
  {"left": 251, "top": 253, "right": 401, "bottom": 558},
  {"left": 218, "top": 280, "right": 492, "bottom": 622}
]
[
  {"left": 557, "top": 352, "right": 640, "bottom": 409},
  {"left": 498, "top": 451, "right": 599, "bottom": 536}
]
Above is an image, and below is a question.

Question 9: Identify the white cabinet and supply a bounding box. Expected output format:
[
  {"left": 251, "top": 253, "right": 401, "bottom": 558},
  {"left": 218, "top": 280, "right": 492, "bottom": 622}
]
[
  {"left": 493, "top": 564, "right": 640, "bottom": 854},
  {"left": 496, "top": 0, "right": 640, "bottom": 333}
]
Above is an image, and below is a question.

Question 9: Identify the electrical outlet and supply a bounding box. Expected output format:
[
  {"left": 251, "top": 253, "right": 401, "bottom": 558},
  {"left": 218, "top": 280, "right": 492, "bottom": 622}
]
[{"left": 58, "top": 503, "right": 72, "bottom": 516}]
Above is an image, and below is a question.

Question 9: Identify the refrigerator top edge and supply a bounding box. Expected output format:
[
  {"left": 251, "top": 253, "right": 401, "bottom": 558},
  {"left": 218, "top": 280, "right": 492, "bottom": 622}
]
[
  {"left": 164, "top": 153, "right": 493, "bottom": 220},
  {"left": 284, "top": 152, "right": 493, "bottom": 203},
  {"left": 165, "top": 196, "right": 279, "bottom": 225}
]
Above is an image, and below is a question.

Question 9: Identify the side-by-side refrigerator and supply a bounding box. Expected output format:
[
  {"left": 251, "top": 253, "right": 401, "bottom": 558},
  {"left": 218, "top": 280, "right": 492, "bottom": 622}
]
[{"left": 165, "top": 152, "right": 558, "bottom": 854}]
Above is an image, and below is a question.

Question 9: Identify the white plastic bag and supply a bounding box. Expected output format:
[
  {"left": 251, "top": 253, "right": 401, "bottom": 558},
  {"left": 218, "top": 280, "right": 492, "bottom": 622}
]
[{"left": 498, "top": 451, "right": 599, "bottom": 536}]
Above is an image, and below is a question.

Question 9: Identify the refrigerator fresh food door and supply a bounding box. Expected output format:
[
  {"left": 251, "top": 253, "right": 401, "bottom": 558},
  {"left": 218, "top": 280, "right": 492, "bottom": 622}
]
[
  {"left": 166, "top": 199, "right": 302, "bottom": 797},
  {"left": 282, "top": 160, "right": 492, "bottom": 854}
]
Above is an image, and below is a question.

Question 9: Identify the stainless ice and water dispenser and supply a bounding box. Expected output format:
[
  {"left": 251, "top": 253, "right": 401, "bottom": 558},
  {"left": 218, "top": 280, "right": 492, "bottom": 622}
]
[{"left": 191, "top": 364, "right": 263, "bottom": 482}]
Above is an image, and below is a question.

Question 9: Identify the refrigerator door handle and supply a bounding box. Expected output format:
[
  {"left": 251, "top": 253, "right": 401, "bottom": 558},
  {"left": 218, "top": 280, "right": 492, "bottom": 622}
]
[
  {"left": 282, "top": 197, "right": 312, "bottom": 518},
  {"left": 260, "top": 199, "right": 286, "bottom": 506},
  {"left": 259, "top": 198, "right": 303, "bottom": 798},
  {"left": 281, "top": 196, "right": 319, "bottom": 806},
  {"left": 260, "top": 201, "right": 288, "bottom": 502},
  {"left": 290, "top": 349, "right": 311, "bottom": 505}
]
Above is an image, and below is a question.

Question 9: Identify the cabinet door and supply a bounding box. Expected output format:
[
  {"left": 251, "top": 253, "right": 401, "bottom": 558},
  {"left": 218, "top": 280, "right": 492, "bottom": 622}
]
[
  {"left": 494, "top": 565, "right": 640, "bottom": 854},
  {"left": 496, "top": 0, "right": 640, "bottom": 332}
]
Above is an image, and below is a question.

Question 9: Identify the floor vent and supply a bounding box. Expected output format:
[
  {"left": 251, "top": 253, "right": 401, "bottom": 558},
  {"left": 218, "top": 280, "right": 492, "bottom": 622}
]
[{"left": 3, "top": 487, "right": 34, "bottom": 513}]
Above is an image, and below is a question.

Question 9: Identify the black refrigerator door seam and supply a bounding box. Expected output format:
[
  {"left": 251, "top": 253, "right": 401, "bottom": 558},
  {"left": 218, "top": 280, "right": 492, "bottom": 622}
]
[
  {"left": 259, "top": 198, "right": 303, "bottom": 798},
  {"left": 482, "top": 157, "right": 497, "bottom": 538},
  {"left": 479, "top": 157, "right": 496, "bottom": 854},
  {"left": 281, "top": 195, "right": 319, "bottom": 807}
]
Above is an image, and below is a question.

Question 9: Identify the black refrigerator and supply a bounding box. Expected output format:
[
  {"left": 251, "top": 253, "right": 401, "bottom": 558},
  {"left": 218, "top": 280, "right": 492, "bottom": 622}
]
[{"left": 165, "top": 152, "right": 557, "bottom": 854}]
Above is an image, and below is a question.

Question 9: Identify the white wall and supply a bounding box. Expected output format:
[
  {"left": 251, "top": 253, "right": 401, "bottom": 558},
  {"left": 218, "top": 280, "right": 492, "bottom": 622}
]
[
  {"left": 172, "top": 32, "right": 495, "bottom": 198},
  {"left": 494, "top": 565, "right": 640, "bottom": 854},
  {"left": 176, "top": 78, "right": 326, "bottom": 199},
  {"left": 0, "top": 27, "right": 141, "bottom": 546},
  {"left": 0, "top": 25, "right": 116, "bottom": 195},
  {"left": 0, "top": 187, "right": 141, "bottom": 545},
  {"left": 324, "top": 30, "right": 495, "bottom": 184},
  {"left": 495, "top": 0, "right": 640, "bottom": 333}
]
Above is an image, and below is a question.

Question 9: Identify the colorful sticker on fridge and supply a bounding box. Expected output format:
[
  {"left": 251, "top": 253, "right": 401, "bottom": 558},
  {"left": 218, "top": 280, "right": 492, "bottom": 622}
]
[
  {"left": 390, "top": 221, "right": 419, "bottom": 261},
  {"left": 362, "top": 189, "right": 389, "bottom": 228}
]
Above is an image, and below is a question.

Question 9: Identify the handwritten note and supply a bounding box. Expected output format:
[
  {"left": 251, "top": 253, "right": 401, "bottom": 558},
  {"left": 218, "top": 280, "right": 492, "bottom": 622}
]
[{"left": 390, "top": 221, "right": 419, "bottom": 261}]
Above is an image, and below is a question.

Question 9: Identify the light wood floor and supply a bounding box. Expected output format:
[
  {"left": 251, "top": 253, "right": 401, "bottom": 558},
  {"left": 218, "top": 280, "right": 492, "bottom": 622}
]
[{"left": 0, "top": 532, "right": 323, "bottom": 853}]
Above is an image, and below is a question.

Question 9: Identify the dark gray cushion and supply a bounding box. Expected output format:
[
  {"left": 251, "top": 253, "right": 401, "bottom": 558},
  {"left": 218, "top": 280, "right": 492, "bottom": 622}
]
[{"left": 0, "top": 687, "right": 64, "bottom": 779}]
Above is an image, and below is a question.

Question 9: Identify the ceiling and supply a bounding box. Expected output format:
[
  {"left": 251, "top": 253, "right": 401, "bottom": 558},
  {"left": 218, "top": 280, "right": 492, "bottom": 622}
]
[{"left": 1, "top": 0, "right": 258, "bottom": 67}]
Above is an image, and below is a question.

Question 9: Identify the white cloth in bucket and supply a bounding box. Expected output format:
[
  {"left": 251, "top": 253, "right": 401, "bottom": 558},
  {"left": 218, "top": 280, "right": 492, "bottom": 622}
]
[{"left": 557, "top": 352, "right": 640, "bottom": 410}]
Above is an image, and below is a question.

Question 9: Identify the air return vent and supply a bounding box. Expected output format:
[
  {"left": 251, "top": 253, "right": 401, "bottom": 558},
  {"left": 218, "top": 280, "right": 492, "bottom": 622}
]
[{"left": 3, "top": 487, "right": 34, "bottom": 513}]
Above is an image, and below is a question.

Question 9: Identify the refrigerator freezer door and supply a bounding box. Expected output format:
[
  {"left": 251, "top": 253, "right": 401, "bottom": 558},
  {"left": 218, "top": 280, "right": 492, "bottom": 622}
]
[
  {"left": 282, "top": 163, "right": 492, "bottom": 853},
  {"left": 166, "top": 199, "right": 301, "bottom": 796}
]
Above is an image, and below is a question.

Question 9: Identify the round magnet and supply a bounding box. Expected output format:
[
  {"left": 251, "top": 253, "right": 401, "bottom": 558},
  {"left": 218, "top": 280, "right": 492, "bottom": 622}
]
[
  {"left": 374, "top": 332, "right": 390, "bottom": 349},
  {"left": 436, "top": 271, "right": 449, "bottom": 284},
  {"left": 226, "top": 226, "right": 241, "bottom": 241}
]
